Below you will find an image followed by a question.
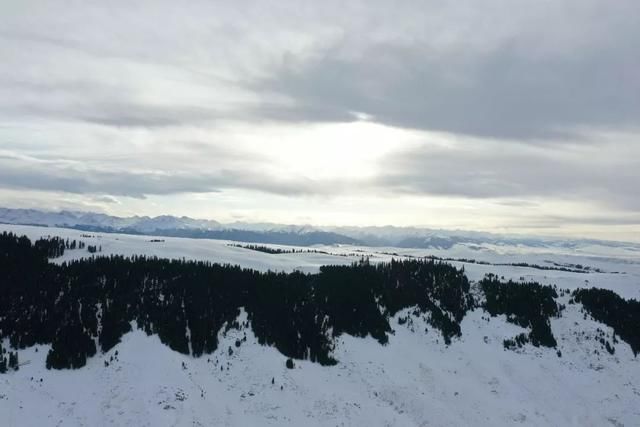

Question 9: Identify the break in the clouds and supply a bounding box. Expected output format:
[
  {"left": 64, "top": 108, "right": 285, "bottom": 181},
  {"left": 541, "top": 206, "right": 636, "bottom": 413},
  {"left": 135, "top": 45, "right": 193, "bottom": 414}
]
[{"left": 0, "top": 0, "right": 639, "bottom": 240}]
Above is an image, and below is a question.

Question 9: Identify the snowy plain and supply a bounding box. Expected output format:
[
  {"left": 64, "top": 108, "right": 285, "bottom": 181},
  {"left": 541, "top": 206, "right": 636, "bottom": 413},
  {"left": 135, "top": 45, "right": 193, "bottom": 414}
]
[{"left": 1, "top": 224, "right": 639, "bottom": 426}]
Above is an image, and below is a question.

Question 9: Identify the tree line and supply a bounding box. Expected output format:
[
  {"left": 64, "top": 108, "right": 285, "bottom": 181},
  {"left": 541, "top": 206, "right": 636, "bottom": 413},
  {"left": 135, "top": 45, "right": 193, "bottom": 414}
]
[
  {"left": 480, "top": 274, "right": 564, "bottom": 349},
  {"left": 0, "top": 232, "right": 472, "bottom": 369},
  {"left": 0, "top": 231, "right": 636, "bottom": 372},
  {"left": 572, "top": 288, "right": 640, "bottom": 356}
]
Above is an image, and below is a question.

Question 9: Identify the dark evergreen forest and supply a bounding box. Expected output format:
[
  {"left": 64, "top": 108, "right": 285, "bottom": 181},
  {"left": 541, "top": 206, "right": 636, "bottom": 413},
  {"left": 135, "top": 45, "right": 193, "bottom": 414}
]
[
  {"left": 480, "top": 275, "right": 563, "bottom": 349},
  {"left": 0, "top": 232, "right": 637, "bottom": 372},
  {"left": 572, "top": 288, "right": 640, "bottom": 356}
]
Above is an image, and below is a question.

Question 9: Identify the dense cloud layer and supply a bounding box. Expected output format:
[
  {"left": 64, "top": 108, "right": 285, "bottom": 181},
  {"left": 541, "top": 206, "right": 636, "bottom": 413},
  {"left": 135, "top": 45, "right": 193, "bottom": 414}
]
[
  {"left": 375, "top": 137, "right": 640, "bottom": 210},
  {"left": 0, "top": 1, "right": 638, "bottom": 238}
]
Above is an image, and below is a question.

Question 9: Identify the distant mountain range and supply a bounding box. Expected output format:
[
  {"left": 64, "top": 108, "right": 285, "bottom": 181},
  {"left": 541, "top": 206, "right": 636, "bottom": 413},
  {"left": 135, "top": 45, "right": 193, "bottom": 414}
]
[
  {"left": 0, "top": 208, "right": 362, "bottom": 247},
  {"left": 1, "top": 207, "right": 638, "bottom": 251}
]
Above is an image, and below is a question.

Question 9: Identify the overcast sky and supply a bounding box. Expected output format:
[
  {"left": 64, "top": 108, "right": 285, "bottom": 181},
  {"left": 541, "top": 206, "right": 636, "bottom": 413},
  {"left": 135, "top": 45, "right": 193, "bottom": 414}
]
[{"left": 1, "top": 0, "right": 639, "bottom": 241}]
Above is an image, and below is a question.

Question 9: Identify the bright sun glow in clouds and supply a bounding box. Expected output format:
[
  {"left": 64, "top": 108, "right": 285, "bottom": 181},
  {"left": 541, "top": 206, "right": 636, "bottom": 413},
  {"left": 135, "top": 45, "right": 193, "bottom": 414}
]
[{"left": 230, "top": 121, "right": 425, "bottom": 180}]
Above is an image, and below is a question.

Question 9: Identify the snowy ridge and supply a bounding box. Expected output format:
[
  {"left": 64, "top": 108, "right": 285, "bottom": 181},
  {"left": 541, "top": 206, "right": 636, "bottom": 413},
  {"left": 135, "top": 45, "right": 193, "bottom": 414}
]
[
  {"left": 0, "top": 224, "right": 639, "bottom": 426},
  {"left": 2, "top": 302, "right": 638, "bottom": 426},
  {"left": 0, "top": 208, "right": 222, "bottom": 233}
]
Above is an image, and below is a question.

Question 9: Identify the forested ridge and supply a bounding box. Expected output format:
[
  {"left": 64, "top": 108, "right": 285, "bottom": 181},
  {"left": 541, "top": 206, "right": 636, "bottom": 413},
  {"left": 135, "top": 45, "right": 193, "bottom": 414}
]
[
  {"left": 0, "top": 232, "right": 638, "bottom": 372},
  {"left": 480, "top": 275, "right": 563, "bottom": 349},
  {"left": 0, "top": 232, "right": 472, "bottom": 369},
  {"left": 572, "top": 288, "right": 640, "bottom": 356}
]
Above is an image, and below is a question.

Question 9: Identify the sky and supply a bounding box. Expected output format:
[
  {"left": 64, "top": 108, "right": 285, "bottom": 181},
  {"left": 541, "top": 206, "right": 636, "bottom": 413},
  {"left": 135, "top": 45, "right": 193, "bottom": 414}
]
[{"left": 1, "top": 0, "right": 639, "bottom": 241}]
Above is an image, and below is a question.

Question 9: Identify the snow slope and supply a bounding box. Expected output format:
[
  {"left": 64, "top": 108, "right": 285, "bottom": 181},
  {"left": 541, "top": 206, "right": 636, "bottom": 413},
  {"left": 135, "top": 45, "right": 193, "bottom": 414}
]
[
  {"left": 5, "top": 224, "right": 637, "bottom": 299},
  {"left": 0, "top": 224, "right": 355, "bottom": 274},
  {"left": 3, "top": 307, "right": 638, "bottom": 426},
  {"left": 1, "top": 224, "right": 639, "bottom": 426}
]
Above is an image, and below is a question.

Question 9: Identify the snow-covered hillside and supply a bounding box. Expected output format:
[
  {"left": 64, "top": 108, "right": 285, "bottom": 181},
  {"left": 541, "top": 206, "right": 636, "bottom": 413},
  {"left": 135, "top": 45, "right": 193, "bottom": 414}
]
[
  {"left": 4, "top": 306, "right": 639, "bottom": 427},
  {"left": 1, "top": 224, "right": 639, "bottom": 426},
  {"left": 4, "top": 223, "right": 639, "bottom": 299}
]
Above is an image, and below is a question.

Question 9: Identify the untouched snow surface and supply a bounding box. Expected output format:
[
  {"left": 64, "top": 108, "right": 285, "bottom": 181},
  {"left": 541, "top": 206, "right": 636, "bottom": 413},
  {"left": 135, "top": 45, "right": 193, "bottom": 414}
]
[{"left": 1, "top": 224, "right": 639, "bottom": 426}]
